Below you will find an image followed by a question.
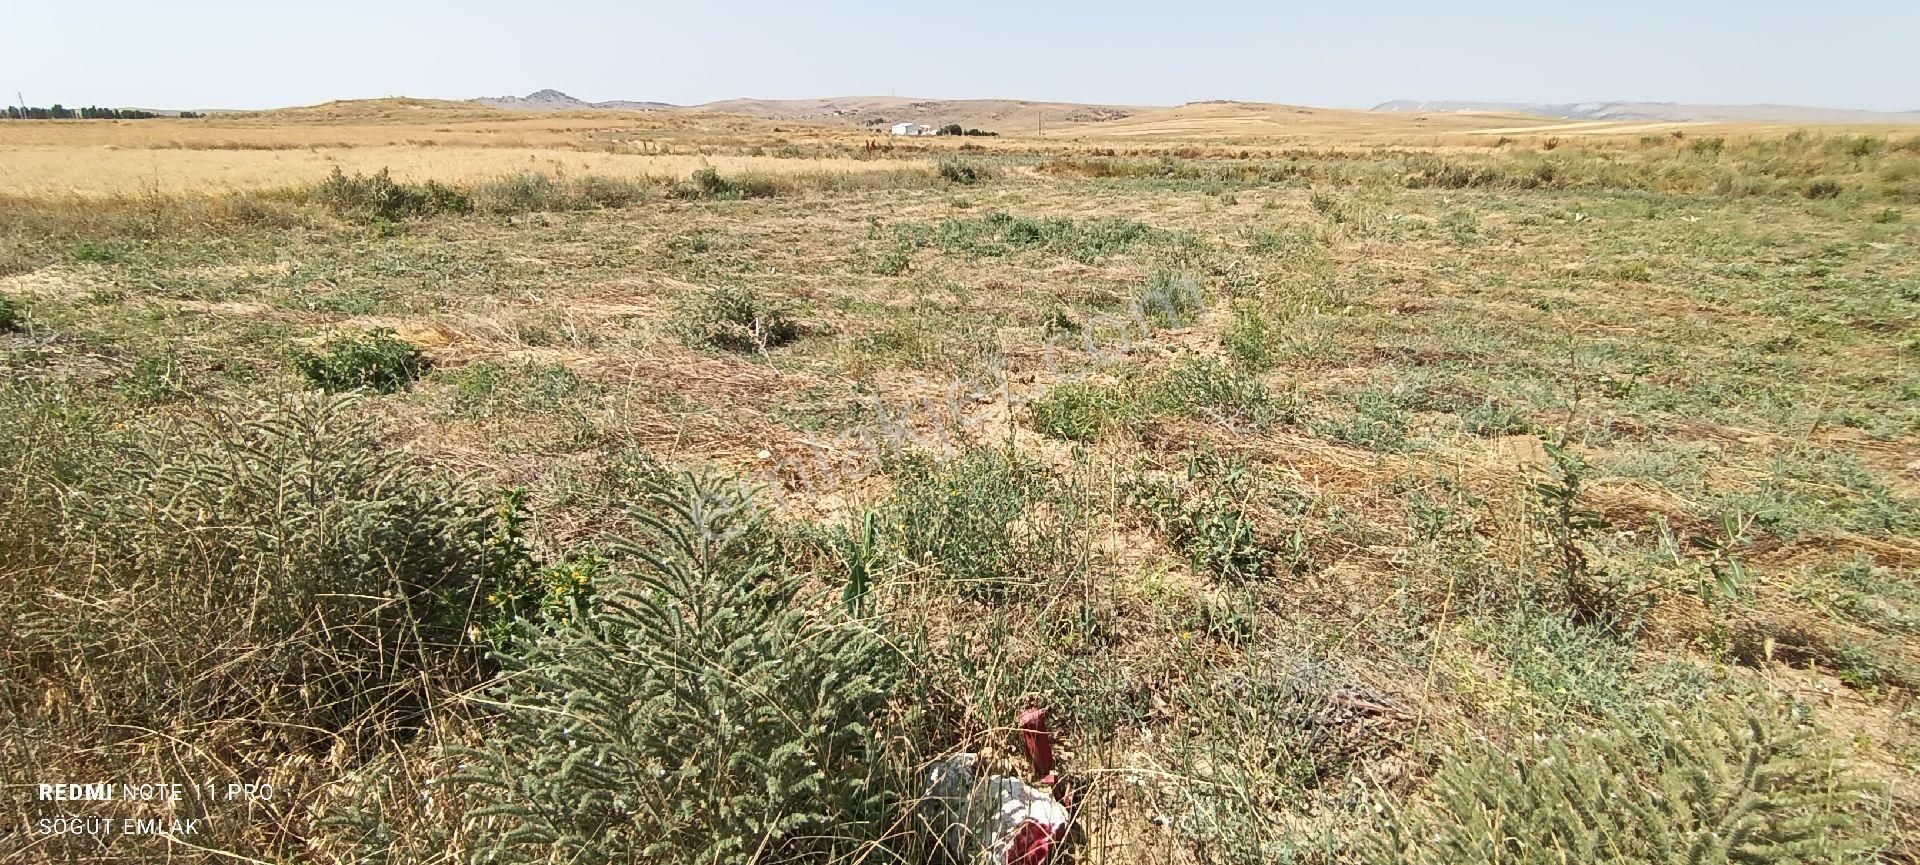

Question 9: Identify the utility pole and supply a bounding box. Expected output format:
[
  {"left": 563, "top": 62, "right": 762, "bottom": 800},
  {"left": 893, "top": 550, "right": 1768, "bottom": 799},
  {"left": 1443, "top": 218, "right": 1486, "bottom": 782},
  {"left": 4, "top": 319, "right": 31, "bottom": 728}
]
[{"left": 15, "top": 92, "right": 27, "bottom": 120}]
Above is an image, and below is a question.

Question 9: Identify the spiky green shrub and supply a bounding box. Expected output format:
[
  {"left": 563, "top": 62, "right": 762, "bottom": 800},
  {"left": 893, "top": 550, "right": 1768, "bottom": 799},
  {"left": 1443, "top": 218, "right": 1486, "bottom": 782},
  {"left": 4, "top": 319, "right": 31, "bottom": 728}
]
[
  {"left": 1361, "top": 699, "right": 1885, "bottom": 865},
  {"left": 452, "top": 471, "right": 902, "bottom": 865},
  {"left": 472, "top": 173, "right": 651, "bottom": 213},
  {"left": 671, "top": 284, "right": 799, "bottom": 352},
  {"left": 293, "top": 328, "right": 430, "bottom": 393},
  {"left": 0, "top": 294, "right": 18, "bottom": 331},
  {"left": 1461, "top": 399, "right": 1536, "bottom": 436},
  {"left": 0, "top": 381, "right": 100, "bottom": 574},
  {"left": 118, "top": 351, "right": 188, "bottom": 405},
  {"left": 569, "top": 174, "right": 649, "bottom": 208},
  {"left": 1166, "top": 655, "right": 1384, "bottom": 864},
  {"left": 1805, "top": 179, "right": 1845, "bottom": 200},
  {"left": 315, "top": 167, "right": 472, "bottom": 221},
  {"left": 14, "top": 392, "right": 500, "bottom": 744},
  {"left": 1312, "top": 387, "right": 1411, "bottom": 452},
  {"left": 868, "top": 238, "right": 914, "bottom": 275}
]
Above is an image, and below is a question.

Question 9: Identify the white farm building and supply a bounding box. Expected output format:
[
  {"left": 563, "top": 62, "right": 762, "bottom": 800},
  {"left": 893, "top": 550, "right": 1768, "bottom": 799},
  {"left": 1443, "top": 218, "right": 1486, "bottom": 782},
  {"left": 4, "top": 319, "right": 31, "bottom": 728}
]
[{"left": 889, "top": 122, "right": 936, "bottom": 136}]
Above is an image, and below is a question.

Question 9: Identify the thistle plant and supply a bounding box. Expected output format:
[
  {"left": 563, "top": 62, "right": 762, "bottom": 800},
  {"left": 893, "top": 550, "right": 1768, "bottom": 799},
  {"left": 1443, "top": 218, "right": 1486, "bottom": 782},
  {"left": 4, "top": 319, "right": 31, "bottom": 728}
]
[
  {"left": 451, "top": 470, "right": 902, "bottom": 865},
  {"left": 1361, "top": 698, "right": 1885, "bottom": 865}
]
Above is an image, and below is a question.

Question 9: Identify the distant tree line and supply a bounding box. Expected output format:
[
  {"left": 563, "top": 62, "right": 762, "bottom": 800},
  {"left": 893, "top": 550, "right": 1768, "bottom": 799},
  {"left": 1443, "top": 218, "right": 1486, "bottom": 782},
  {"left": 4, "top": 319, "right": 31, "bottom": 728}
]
[
  {"left": 937, "top": 123, "right": 998, "bottom": 137},
  {"left": 3, "top": 105, "right": 198, "bottom": 120}
]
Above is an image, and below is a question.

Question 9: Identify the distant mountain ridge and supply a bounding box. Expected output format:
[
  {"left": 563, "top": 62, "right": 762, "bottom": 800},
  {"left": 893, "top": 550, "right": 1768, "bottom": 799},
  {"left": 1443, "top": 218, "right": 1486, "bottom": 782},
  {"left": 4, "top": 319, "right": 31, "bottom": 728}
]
[
  {"left": 1374, "top": 99, "right": 1920, "bottom": 124},
  {"left": 468, "top": 90, "right": 1145, "bottom": 129},
  {"left": 472, "top": 90, "right": 1920, "bottom": 128},
  {"left": 473, "top": 88, "right": 676, "bottom": 112}
]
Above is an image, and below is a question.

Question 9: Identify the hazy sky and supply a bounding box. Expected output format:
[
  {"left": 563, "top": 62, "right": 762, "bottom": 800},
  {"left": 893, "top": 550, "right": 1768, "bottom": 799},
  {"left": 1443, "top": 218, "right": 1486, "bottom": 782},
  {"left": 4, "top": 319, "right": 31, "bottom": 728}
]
[{"left": 10, "top": 1, "right": 1919, "bottom": 111}]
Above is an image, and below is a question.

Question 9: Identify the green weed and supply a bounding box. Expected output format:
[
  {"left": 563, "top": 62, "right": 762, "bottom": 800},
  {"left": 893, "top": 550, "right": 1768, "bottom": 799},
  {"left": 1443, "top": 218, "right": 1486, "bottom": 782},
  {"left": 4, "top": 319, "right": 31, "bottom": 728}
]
[
  {"left": 118, "top": 352, "right": 189, "bottom": 405},
  {"left": 292, "top": 328, "right": 429, "bottom": 393},
  {"left": 1126, "top": 453, "right": 1275, "bottom": 584},
  {"left": 1313, "top": 388, "right": 1411, "bottom": 451},
  {"left": 666, "top": 167, "right": 780, "bottom": 200},
  {"left": 911, "top": 211, "right": 1159, "bottom": 263},
  {"left": 671, "top": 285, "right": 799, "bottom": 352},
  {"left": 1030, "top": 381, "right": 1132, "bottom": 442},
  {"left": 1222, "top": 301, "right": 1279, "bottom": 371},
  {"left": 1153, "top": 357, "right": 1288, "bottom": 428},
  {"left": 1136, "top": 270, "right": 1205, "bottom": 327},
  {"left": 937, "top": 157, "right": 982, "bottom": 185},
  {"left": 879, "top": 448, "right": 1077, "bottom": 595},
  {"left": 315, "top": 167, "right": 472, "bottom": 222}
]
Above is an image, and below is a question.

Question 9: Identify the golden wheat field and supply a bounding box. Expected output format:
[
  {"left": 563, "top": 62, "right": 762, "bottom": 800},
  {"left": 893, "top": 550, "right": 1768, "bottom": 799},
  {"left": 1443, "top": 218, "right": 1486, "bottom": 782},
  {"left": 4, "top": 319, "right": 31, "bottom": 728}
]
[
  {"left": 3, "top": 99, "right": 1919, "bottom": 865},
  {"left": 3, "top": 98, "right": 1914, "bottom": 196},
  {"left": 0, "top": 145, "right": 926, "bottom": 197}
]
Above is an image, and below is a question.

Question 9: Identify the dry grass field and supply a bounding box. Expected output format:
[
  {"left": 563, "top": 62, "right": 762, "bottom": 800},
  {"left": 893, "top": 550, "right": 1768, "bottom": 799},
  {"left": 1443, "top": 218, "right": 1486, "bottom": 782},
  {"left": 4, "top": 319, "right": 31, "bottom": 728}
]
[
  {"left": 6, "top": 98, "right": 1913, "bottom": 196},
  {"left": 3, "top": 101, "right": 1918, "bottom": 864}
]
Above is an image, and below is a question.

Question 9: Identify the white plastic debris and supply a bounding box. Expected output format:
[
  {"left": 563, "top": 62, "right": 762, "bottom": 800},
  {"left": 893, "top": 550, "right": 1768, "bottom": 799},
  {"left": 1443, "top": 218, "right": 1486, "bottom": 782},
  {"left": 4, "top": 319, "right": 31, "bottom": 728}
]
[{"left": 922, "top": 753, "right": 1069, "bottom": 865}]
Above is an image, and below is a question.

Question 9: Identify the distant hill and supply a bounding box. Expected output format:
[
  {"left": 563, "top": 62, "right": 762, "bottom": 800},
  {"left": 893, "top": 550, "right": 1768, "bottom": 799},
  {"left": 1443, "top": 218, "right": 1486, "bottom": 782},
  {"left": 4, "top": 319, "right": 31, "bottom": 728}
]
[
  {"left": 1375, "top": 100, "right": 1920, "bottom": 124},
  {"left": 693, "top": 96, "right": 1143, "bottom": 129},
  {"left": 469, "top": 90, "right": 1145, "bottom": 130},
  {"left": 473, "top": 89, "right": 676, "bottom": 112},
  {"left": 243, "top": 97, "right": 511, "bottom": 122},
  {"left": 1053, "top": 100, "right": 1568, "bottom": 143},
  {"left": 473, "top": 91, "right": 1920, "bottom": 131}
]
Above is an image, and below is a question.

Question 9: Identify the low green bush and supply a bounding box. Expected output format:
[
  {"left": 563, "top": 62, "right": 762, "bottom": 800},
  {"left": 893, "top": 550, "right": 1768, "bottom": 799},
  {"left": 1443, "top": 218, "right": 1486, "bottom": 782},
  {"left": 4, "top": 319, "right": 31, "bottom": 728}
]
[
  {"left": 1806, "top": 178, "right": 1846, "bottom": 199},
  {"left": 476, "top": 172, "right": 651, "bottom": 213},
  {"left": 671, "top": 285, "right": 799, "bottom": 352},
  {"left": 1460, "top": 398, "right": 1536, "bottom": 436},
  {"left": 0, "top": 294, "right": 17, "bottom": 332},
  {"left": 915, "top": 211, "right": 1159, "bottom": 263},
  {"left": 293, "top": 328, "right": 430, "bottom": 393},
  {"left": 1165, "top": 654, "right": 1380, "bottom": 861},
  {"left": 1154, "top": 357, "right": 1287, "bottom": 428},
  {"left": 1125, "top": 453, "right": 1274, "bottom": 583},
  {"left": 867, "top": 238, "right": 913, "bottom": 275},
  {"left": 1222, "top": 302, "right": 1278, "bottom": 371},
  {"left": 315, "top": 167, "right": 472, "bottom": 221},
  {"left": 16, "top": 392, "right": 501, "bottom": 748},
  {"left": 1030, "top": 380, "right": 1131, "bottom": 442},
  {"left": 68, "top": 239, "right": 124, "bottom": 263},
  {"left": 568, "top": 173, "right": 648, "bottom": 208},
  {"left": 937, "top": 157, "right": 982, "bottom": 184},
  {"left": 1361, "top": 698, "right": 1885, "bottom": 865},
  {"left": 1136, "top": 270, "right": 1205, "bottom": 327},
  {"left": 118, "top": 352, "right": 188, "bottom": 405},
  {"left": 667, "top": 167, "right": 780, "bottom": 200},
  {"left": 880, "top": 448, "right": 1079, "bottom": 595},
  {"left": 448, "top": 360, "right": 590, "bottom": 418},
  {"left": 478, "top": 171, "right": 562, "bottom": 213},
  {"left": 1312, "top": 388, "right": 1411, "bottom": 451}
]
